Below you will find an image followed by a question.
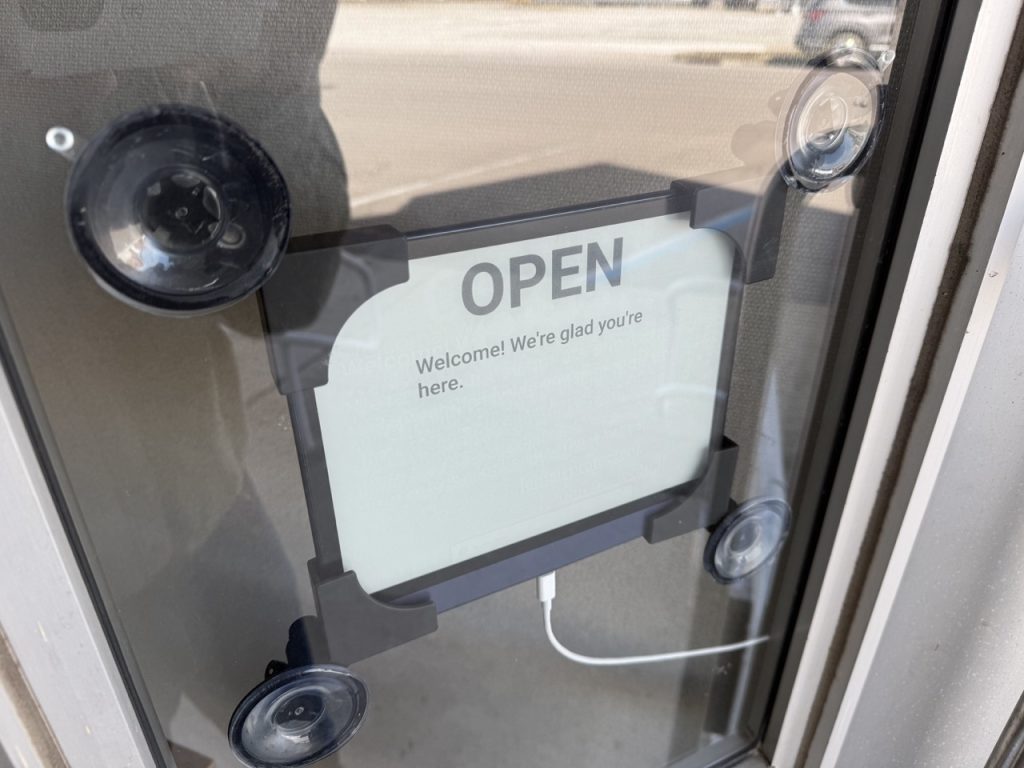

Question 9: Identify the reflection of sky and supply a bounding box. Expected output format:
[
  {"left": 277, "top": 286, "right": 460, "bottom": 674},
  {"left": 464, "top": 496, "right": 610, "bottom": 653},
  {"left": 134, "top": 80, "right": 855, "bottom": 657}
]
[
  {"left": 622, "top": 207, "right": 748, "bottom": 280},
  {"left": 109, "top": 224, "right": 172, "bottom": 273},
  {"left": 333, "top": 212, "right": 743, "bottom": 365},
  {"left": 278, "top": 213, "right": 742, "bottom": 388}
]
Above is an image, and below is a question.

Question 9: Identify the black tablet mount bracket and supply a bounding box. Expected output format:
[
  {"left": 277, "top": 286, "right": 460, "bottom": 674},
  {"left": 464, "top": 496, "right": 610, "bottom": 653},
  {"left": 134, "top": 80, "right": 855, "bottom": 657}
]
[
  {"left": 258, "top": 169, "right": 787, "bottom": 671},
  {"left": 281, "top": 435, "right": 742, "bottom": 671}
]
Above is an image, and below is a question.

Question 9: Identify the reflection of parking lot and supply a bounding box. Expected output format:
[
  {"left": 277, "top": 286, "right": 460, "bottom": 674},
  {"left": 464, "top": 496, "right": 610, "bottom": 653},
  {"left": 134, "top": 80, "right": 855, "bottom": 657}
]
[
  {"left": 327, "top": 2, "right": 803, "bottom": 62},
  {"left": 321, "top": 8, "right": 807, "bottom": 227}
]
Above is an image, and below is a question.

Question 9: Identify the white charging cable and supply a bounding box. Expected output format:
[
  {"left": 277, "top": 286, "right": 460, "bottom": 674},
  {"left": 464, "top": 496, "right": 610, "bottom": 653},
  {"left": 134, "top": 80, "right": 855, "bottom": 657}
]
[{"left": 536, "top": 571, "right": 769, "bottom": 667}]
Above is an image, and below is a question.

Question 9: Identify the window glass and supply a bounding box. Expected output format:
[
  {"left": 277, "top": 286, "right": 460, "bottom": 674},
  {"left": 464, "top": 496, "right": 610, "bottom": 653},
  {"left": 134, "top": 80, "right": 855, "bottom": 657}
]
[{"left": 0, "top": 1, "right": 919, "bottom": 766}]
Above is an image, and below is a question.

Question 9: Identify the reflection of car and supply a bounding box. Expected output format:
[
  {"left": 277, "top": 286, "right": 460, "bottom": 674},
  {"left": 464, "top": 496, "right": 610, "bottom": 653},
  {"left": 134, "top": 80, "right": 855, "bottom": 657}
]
[{"left": 796, "top": 0, "right": 897, "bottom": 56}]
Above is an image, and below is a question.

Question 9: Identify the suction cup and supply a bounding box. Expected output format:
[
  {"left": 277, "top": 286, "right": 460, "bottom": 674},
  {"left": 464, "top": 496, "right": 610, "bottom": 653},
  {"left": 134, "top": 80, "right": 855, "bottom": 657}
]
[
  {"left": 229, "top": 664, "right": 367, "bottom": 768},
  {"left": 780, "top": 49, "right": 884, "bottom": 193},
  {"left": 705, "top": 497, "right": 792, "bottom": 584},
  {"left": 63, "top": 104, "right": 290, "bottom": 315}
]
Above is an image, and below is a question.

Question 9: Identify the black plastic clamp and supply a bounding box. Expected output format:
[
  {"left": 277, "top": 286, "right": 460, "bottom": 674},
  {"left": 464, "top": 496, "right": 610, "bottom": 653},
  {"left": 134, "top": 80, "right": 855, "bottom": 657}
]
[
  {"left": 676, "top": 171, "right": 788, "bottom": 284},
  {"left": 261, "top": 225, "right": 410, "bottom": 395},
  {"left": 309, "top": 561, "right": 438, "bottom": 666},
  {"left": 643, "top": 437, "right": 739, "bottom": 545}
]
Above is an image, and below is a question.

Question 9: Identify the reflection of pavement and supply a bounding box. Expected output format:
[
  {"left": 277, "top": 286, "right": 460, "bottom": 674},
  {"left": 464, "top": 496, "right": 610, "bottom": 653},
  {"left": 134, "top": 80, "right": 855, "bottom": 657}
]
[
  {"left": 320, "top": 51, "right": 807, "bottom": 223},
  {"left": 328, "top": 2, "right": 801, "bottom": 59}
]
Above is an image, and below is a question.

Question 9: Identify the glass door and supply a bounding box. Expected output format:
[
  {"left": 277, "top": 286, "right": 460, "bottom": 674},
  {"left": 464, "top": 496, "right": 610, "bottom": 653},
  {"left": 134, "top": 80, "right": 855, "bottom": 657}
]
[{"left": 0, "top": 0, "right": 965, "bottom": 765}]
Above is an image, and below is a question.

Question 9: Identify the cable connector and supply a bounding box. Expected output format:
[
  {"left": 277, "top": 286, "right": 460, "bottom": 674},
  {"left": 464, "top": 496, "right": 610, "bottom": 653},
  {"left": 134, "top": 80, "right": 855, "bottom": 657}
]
[
  {"left": 536, "top": 571, "right": 769, "bottom": 667},
  {"left": 537, "top": 572, "right": 557, "bottom": 604}
]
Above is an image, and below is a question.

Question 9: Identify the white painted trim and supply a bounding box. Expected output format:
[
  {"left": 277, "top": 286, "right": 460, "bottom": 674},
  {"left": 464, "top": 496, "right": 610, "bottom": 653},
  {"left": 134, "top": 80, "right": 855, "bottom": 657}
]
[
  {"left": 771, "top": 0, "right": 1024, "bottom": 763},
  {"left": 0, "top": 366, "right": 156, "bottom": 767},
  {"left": 0, "top": 663, "right": 51, "bottom": 768},
  {"left": 819, "top": 117, "right": 1024, "bottom": 768}
]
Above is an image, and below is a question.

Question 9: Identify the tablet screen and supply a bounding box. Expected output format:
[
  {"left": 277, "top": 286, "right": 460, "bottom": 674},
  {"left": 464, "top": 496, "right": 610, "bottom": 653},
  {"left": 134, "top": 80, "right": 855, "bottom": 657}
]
[{"left": 315, "top": 210, "right": 735, "bottom": 594}]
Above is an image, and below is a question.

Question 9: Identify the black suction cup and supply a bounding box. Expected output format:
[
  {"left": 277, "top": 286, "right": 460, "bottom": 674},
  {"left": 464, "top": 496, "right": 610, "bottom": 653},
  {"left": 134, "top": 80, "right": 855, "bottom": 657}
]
[
  {"left": 229, "top": 664, "right": 368, "bottom": 768},
  {"left": 704, "top": 497, "right": 792, "bottom": 584},
  {"left": 779, "top": 49, "right": 884, "bottom": 193},
  {"left": 64, "top": 104, "right": 290, "bottom": 315}
]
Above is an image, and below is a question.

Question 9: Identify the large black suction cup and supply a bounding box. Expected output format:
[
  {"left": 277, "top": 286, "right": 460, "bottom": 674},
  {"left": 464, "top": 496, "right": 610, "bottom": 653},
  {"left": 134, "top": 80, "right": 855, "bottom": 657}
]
[
  {"left": 229, "top": 664, "right": 368, "bottom": 768},
  {"left": 62, "top": 104, "right": 290, "bottom": 315}
]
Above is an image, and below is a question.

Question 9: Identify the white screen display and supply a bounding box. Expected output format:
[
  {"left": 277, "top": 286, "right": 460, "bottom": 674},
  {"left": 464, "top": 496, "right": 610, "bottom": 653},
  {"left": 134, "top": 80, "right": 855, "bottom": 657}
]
[{"left": 315, "top": 211, "right": 734, "bottom": 593}]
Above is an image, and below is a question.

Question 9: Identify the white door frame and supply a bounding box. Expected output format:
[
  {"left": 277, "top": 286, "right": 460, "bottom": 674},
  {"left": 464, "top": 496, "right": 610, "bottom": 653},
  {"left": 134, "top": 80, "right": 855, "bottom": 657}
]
[
  {"left": 772, "top": 0, "right": 1024, "bottom": 762},
  {"left": 0, "top": 352, "right": 157, "bottom": 767}
]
